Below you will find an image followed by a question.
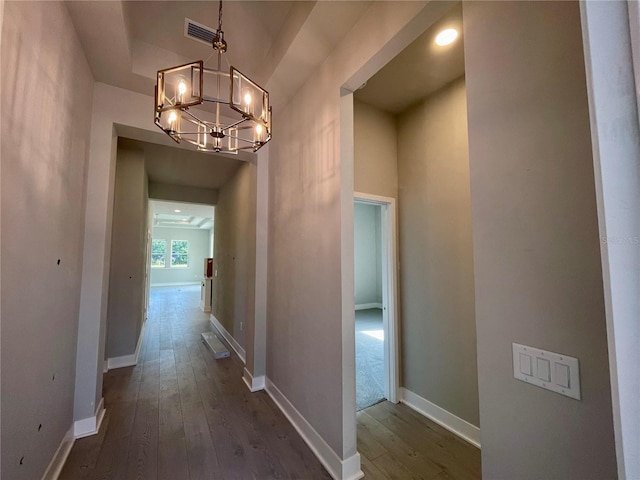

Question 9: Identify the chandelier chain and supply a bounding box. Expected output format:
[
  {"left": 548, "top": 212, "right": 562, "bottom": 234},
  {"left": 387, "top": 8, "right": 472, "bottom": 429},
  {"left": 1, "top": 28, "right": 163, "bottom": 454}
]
[{"left": 218, "top": 0, "right": 223, "bottom": 32}]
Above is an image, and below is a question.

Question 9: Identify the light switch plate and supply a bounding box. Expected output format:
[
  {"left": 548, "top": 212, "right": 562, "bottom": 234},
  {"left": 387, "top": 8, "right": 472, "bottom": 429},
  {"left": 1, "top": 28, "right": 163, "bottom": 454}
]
[{"left": 512, "top": 343, "right": 581, "bottom": 400}]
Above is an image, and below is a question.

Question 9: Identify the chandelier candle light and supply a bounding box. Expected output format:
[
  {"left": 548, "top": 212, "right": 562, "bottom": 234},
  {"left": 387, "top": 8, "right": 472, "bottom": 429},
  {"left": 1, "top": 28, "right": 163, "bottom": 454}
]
[{"left": 154, "top": 0, "right": 271, "bottom": 154}]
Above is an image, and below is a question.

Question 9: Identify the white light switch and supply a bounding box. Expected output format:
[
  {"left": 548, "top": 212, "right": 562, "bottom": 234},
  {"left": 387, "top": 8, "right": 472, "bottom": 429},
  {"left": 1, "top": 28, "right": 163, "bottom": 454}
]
[
  {"left": 519, "top": 353, "right": 532, "bottom": 375},
  {"left": 536, "top": 358, "right": 551, "bottom": 382},
  {"left": 555, "top": 363, "right": 570, "bottom": 388},
  {"left": 512, "top": 343, "right": 581, "bottom": 400}
]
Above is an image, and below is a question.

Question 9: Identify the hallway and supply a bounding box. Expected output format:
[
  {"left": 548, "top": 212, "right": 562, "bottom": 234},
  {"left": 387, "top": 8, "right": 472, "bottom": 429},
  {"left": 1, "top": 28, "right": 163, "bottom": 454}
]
[
  {"left": 60, "top": 286, "right": 331, "bottom": 479},
  {"left": 60, "top": 286, "right": 480, "bottom": 479}
]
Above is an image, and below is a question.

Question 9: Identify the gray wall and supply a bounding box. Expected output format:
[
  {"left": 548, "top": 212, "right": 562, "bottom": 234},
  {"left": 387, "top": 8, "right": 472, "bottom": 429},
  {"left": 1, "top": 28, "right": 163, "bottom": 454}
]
[
  {"left": 212, "top": 162, "right": 257, "bottom": 350},
  {"left": 354, "top": 203, "right": 382, "bottom": 306},
  {"left": 150, "top": 226, "right": 211, "bottom": 285},
  {"left": 265, "top": 3, "right": 455, "bottom": 457},
  {"left": 149, "top": 181, "right": 218, "bottom": 205},
  {"left": 107, "top": 144, "right": 148, "bottom": 359},
  {"left": 0, "top": 2, "right": 94, "bottom": 478},
  {"left": 354, "top": 100, "right": 398, "bottom": 200},
  {"left": 464, "top": 2, "right": 617, "bottom": 478},
  {"left": 397, "top": 77, "right": 479, "bottom": 426}
]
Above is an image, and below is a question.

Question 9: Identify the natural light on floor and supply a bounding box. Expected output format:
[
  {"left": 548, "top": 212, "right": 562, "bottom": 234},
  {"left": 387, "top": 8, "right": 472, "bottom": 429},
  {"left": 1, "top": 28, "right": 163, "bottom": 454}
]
[{"left": 362, "top": 330, "right": 384, "bottom": 341}]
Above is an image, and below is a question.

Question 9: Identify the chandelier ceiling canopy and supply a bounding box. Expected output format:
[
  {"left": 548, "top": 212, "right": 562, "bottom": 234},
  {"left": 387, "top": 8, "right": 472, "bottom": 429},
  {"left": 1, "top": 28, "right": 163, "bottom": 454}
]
[{"left": 154, "top": 0, "right": 272, "bottom": 154}]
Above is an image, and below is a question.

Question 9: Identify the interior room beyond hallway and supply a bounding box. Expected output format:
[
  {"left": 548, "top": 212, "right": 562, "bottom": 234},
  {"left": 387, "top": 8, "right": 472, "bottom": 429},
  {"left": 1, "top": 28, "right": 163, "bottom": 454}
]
[{"left": 355, "top": 308, "right": 384, "bottom": 411}]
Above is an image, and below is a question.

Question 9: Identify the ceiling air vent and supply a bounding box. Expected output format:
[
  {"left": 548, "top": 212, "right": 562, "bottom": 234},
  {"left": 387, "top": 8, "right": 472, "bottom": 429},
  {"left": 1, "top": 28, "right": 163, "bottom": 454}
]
[{"left": 184, "top": 18, "right": 216, "bottom": 46}]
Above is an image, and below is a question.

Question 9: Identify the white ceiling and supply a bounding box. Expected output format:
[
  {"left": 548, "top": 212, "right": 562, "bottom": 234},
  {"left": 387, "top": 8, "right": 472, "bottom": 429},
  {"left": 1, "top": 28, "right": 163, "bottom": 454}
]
[
  {"left": 151, "top": 200, "right": 214, "bottom": 230},
  {"left": 354, "top": 3, "right": 464, "bottom": 114},
  {"left": 64, "top": 0, "right": 465, "bottom": 128},
  {"left": 122, "top": 1, "right": 295, "bottom": 80},
  {"left": 66, "top": 1, "right": 373, "bottom": 106}
]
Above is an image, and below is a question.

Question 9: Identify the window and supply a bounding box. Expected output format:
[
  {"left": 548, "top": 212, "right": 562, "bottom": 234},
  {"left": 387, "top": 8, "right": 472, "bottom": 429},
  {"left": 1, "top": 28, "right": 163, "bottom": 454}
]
[
  {"left": 171, "top": 240, "right": 189, "bottom": 267},
  {"left": 151, "top": 239, "right": 166, "bottom": 268}
]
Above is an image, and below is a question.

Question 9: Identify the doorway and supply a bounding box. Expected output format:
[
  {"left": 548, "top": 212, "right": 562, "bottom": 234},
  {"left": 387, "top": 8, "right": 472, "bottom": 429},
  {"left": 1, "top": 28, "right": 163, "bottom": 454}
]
[
  {"left": 146, "top": 199, "right": 215, "bottom": 314},
  {"left": 354, "top": 192, "right": 399, "bottom": 409},
  {"left": 342, "top": 3, "right": 482, "bottom": 474}
]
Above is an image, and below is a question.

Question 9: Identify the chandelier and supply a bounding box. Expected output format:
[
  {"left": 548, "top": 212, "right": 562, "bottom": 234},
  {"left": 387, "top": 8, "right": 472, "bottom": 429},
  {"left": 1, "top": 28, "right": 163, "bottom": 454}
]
[{"left": 154, "top": 0, "right": 271, "bottom": 154}]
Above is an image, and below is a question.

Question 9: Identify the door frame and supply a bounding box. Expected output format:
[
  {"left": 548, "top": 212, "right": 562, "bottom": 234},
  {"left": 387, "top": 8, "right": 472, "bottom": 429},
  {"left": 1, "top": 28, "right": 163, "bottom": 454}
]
[
  {"left": 354, "top": 191, "right": 400, "bottom": 403},
  {"left": 143, "top": 229, "right": 152, "bottom": 323}
]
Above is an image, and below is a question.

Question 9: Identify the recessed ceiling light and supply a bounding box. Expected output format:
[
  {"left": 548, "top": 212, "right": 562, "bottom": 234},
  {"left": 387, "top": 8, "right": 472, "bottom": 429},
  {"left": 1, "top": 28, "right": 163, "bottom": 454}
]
[
  {"left": 174, "top": 209, "right": 181, "bottom": 213},
  {"left": 435, "top": 28, "right": 458, "bottom": 46}
]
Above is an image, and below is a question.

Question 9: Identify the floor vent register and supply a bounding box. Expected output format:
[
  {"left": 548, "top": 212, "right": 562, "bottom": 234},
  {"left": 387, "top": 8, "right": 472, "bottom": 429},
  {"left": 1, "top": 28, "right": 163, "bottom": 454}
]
[{"left": 201, "top": 332, "right": 230, "bottom": 359}]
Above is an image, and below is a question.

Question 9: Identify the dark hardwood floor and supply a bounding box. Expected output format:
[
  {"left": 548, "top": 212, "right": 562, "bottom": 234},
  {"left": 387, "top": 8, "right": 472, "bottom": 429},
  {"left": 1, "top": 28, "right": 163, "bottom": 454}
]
[
  {"left": 60, "top": 286, "right": 481, "bottom": 479},
  {"left": 60, "top": 286, "right": 330, "bottom": 480},
  {"left": 357, "top": 402, "right": 481, "bottom": 480}
]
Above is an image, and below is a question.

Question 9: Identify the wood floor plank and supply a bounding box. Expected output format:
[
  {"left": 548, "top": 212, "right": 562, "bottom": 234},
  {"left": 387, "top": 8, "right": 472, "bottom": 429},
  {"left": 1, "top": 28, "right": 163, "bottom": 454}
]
[
  {"left": 103, "top": 367, "right": 141, "bottom": 405},
  {"left": 158, "top": 433, "right": 190, "bottom": 480},
  {"left": 380, "top": 401, "right": 481, "bottom": 471},
  {"left": 197, "top": 389, "right": 254, "bottom": 478},
  {"left": 89, "top": 400, "right": 138, "bottom": 480},
  {"left": 247, "top": 390, "right": 332, "bottom": 479},
  {"left": 143, "top": 321, "right": 161, "bottom": 364},
  {"left": 159, "top": 349, "right": 176, "bottom": 376},
  {"left": 371, "top": 452, "right": 427, "bottom": 480},
  {"left": 377, "top": 401, "right": 455, "bottom": 442},
  {"left": 363, "top": 402, "right": 481, "bottom": 480},
  {"left": 367, "top": 402, "right": 445, "bottom": 445},
  {"left": 123, "top": 354, "right": 160, "bottom": 480},
  {"left": 181, "top": 400, "right": 222, "bottom": 480},
  {"left": 159, "top": 379, "right": 182, "bottom": 434},
  {"left": 437, "top": 436, "right": 482, "bottom": 478},
  {"left": 196, "top": 338, "right": 326, "bottom": 480},
  {"left": 159, "top": 322, "right": 173, "bottom": 351},
  {"left": 377, "top": 397, "right": 481, "bottom": 473},
  {"left": 123, "top": 397, "right": 159, "bottom": 479},
  {"left": 172, "top": 344, "right": 190, "bottom": 364},
  {"left": 90, "top": 434, "right": 133, "bottom": 480},
  {"left": 58, "top": 413, "right": 110, "bottom": 480},
  {"left": 158, "top": 367, "right": 190, "bottom": 480},
  {"left": 356, "top": 411, "right": 388, "bottom": 460},
  {"left": 202, "top": 378, "right": 290, "bottom": 480},
  {"left": 176, "top": 361, "right": 201, "bottom": 408},
  {"left": 360, "top": 453, "right": 391, "bottom": 480},
  {"left": 358, "top": 410, "right": 443, "bottom": 479},
  {"left": 101, "top": 399, "right": 138, "bottom": 442},
  {"left": 209, "top": 363, "right": 281, "bottom": 475}
]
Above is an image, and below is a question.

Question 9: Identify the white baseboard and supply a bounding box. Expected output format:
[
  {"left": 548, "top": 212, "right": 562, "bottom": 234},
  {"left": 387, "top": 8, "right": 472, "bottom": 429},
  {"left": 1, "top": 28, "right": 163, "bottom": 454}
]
[
  {"left": 243, "top": 367, "right": 265, "bottom": 392},
  {"left": 150, "top": 281, "right": 200, "bottom": 287},
  {"left": 209, "top": 314, "right": 246, "bottom": 364},
  {"left": 355, "top": 303, "right": 382, "bottom": 311},
  {"left": 74, "top": 397, "right": 106, "bottom": 439},
  {"left": 265, "top": 378, "right": 363, "bottom": 480},
  {"left": 106, "top": 321, "right": 145, "bottom": 371},
  {"left": 41, "top": 424, "right": 75, "bottom": 480},
  {"left": 400, "top": 387, "right": 481, "bottom": 448}
]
